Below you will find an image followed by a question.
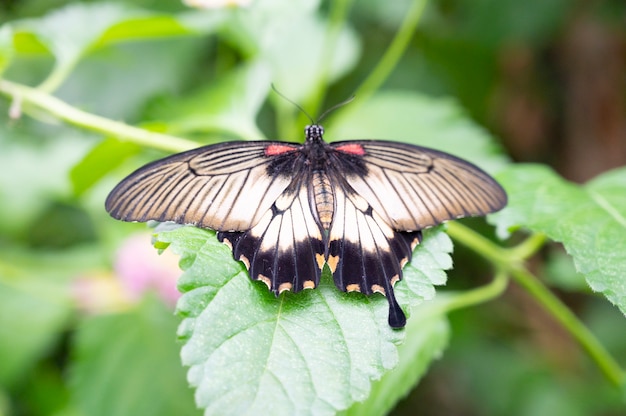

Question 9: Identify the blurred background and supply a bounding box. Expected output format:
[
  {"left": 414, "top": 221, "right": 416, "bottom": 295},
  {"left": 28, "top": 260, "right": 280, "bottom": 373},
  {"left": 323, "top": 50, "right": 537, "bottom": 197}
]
[{"left": 0, "top": 0, "right": 625, "bottom": 415}]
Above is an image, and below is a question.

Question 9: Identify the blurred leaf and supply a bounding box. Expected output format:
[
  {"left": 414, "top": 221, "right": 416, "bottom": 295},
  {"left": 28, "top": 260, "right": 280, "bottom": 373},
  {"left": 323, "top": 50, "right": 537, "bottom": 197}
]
[
  {"left": 491, "top": 165, "right": 626, "bottom": 317},
  {"left": 95, "top": 15, "right": 195, "bottom": 46},
  {"left": 70, "top": 138, "right": 141, "bottom": 197},
  {"left": 10, "top": 3, "right": 217, "bottom": 65},
  {"left": 70, "top": 296, "right": 199, "bottom": 416},
  {"left": 0, "top": 124, "right": 94, "bottom": 238},
  {"left": 155, "top": 223, "right": 451, "bottom": 414},
  {"left": 416, "top": 34, "right": 497, "bottom": 122},
  {"left": 0, "top": 268, "right": 71, "bottom": 387},
  {"left": 342, "top": 301, "right": 450, "bottom": 416},
  {"left": 27, "top": 202, "right": 97, "bottom": 248},
  {"left": 184, "top": 0, "right": 358, "bottom": 103},
  {"left": 58, "top": 37, "right": 203, "bottom": 121},
  {"left": 0, "top": 25, "right": 13, "bottom": 75},
  {"left": 354, "top": 0, "right": 413, "bottom": 29},
  {"left": 329, "top": 91, "right": 509, "bottom": 173},
  {"left": 19, "top": 363, "right": 71, "bottom": 416},
  {"left": 543, "top": 246, "right": 588, "bottom": 292},
  {"left": 451, "top": 0, "right": 570, "bottom": 48},
  {"left": 12, "top": 3, "right": 135, "bottom": 67},
  {"left": 261, "top": 13, "right": 360, "bottom": 104},
  {"left": 452, "top": 337, "right": 612, "bottom": 416},
  {"left": 147, "top": 62, "right": 271, "bottom": 141}
]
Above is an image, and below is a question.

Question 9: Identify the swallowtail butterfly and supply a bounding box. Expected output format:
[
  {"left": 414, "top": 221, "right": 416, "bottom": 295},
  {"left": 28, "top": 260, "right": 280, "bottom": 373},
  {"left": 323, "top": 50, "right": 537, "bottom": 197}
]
[{"left": 106, "top": 124, "right": 507, "bottom": 328}]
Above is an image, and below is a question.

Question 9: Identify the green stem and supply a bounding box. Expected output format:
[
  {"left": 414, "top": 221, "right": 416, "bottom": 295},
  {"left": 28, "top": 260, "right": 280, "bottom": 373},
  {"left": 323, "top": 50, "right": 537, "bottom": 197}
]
[
  {"left": 304, "top": 0, "right": 353, "bottom": 120},
  {"left": 0, "top": 79, "right": 198, "bottom": 153},
  {"left": 507, "top": 232, "right": 546, "bottom": 259},
  {"left": 448, "top": 221, "right": 625, "bottom": 388},
  {"left": 446, "top": 221, "right": 510, "bottom": 266},
  {"left": 353, "top": 0, "right": 428, "bottom": 104},
  {"left": 511, "top": 267, "right": 625, "bottom": 387},
  {"left": 441, "top": 269, "right": 509, "bottom": 314},
  {"left": 37, "top": 61, "right": 77, "bottom": 93}
]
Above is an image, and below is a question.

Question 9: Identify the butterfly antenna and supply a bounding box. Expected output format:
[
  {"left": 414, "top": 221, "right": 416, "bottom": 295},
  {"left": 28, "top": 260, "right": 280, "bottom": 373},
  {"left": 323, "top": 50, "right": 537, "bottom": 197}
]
[
  {"left": 316, "top": 95, "right": 355, "bottom": 123},
  {"left": 271, "top": 84, "right": 315, "bottom": 124}
]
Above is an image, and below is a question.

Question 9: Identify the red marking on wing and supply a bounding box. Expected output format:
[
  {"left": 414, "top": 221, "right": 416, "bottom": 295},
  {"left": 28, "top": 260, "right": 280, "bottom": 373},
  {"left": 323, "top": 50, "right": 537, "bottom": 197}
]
[
  {"left": 335, "top": 143, "right": 366, "bottom": 156},
  {"left": 265, "top": 144, "right": 298, "bottom": 156}
]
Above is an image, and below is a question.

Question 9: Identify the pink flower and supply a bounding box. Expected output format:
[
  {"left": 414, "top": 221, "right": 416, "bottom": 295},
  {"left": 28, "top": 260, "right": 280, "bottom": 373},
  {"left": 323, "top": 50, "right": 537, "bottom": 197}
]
[{"left": 114, "top": 233, "right": 181, "bottom": 307}]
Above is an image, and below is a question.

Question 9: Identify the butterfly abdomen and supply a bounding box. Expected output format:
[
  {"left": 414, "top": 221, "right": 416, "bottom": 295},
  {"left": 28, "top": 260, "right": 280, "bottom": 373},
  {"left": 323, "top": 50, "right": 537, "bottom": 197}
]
[{"left": 311, "top": 171, "right": 334, "bottom": 230}]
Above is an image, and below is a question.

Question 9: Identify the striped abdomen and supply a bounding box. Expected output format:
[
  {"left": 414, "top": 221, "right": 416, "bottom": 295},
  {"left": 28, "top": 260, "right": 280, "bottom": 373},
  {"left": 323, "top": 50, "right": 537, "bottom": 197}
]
[{"left": 312, "top": 171, "right": 334, "bottom": 230}]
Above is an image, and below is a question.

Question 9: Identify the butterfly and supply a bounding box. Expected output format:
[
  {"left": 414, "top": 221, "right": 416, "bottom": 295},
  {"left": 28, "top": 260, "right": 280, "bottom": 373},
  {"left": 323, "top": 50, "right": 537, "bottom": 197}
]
[{"left": 105, "top": 124, "right": 507, "bottom": 328}]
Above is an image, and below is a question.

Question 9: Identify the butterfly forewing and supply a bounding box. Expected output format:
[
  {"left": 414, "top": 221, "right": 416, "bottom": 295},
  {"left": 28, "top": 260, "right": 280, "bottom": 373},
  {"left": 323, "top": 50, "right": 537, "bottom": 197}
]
[
  {"left": 105, "top": 141, "right": 297, "bottom": 231},
  {"left": 331, "top": 141, "right": 507, "bottom": 231}
]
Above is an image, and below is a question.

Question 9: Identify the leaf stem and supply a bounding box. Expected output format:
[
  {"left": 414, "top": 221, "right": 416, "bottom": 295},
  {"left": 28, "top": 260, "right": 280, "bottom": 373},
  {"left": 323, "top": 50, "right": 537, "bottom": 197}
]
[
  {"left": 0, "top": 79, "right": 198, "bottom": 153},
  {"left": 446, "top": 221, "right": 510, "bottom": 266},
  {"left": 507, "top": 232, "right": 547, "bottom": 259},
  {"left": 440, "top": 269, "right": 509, "bottom": 314},
  {"left": 447, "top": 221, "right": 626, "bottom": 388},
  {"left": 510, "top": 267, "right": 625, "bottom": 388},
  {"left": 37, "top": 61, "right": 77, "bottom": 93},
  {"left": 353, "top": 0, "right": 428, "bottom": 103},
  {"left": 304, "top": 0, "right": 353, "bottom": 119}
]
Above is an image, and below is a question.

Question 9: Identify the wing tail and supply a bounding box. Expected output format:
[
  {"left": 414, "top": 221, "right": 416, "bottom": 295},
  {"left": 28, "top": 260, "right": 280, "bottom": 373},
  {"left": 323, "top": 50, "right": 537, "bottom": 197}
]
[{"left": 328, "top": 187, "right": 421, "bottom": 328}]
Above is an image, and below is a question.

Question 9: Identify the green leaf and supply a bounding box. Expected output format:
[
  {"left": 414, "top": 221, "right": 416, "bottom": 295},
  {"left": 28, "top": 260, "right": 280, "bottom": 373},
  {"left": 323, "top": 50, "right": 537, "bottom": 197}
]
[
  {"left": 13, "top": 3, "right": 135, "bottom": 67},
  {"left": 342, "top": 301, "right": 450, "bottom": 416},
  {"left": 70, "top": 138, "right": 141, "bottom": 197},
  {"left": 70, "top": 296, "right": 199, "bottom": 416},
  {"left": 95, "top": 15, "right": 196, "bottom": 46},
  {"left": 261, "top": 14, "right": 360, "bottom": 103},
  {"left": 184, "top": 0, "right": 358, "bottom": 103},
  {"left": 9, "top": 3, "right": 220, "bottom": 95},
  {"left": 147, "top": 62, "right": 271, "bottom": 141},
  {"left": 395, "top": 227, "right": 453, "bottom": 310},
  {"left": 490, "top": 164, "right": 626, "bottom": 316},
  {"left": 155, "top": 224, "right": 453, "bottom": 413},
  {"left": 0, "top": 272, "right": 70, "bottom": 387},
  {"left": 0, "top": 124, "right": 94, "bottom": 238},
  {"left": 11, "top": 3, "right": 213, "bottom": 64},
  {"left": 328, "top": 91, "right": 509, "bottom": 173},
  {"left": 0, "top": 25, "right": 14, "bottom": 76}
]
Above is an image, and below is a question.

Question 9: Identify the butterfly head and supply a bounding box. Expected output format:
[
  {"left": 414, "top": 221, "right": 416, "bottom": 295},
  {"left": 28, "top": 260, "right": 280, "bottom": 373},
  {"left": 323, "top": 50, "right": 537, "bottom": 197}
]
[{"left": 305, "top": 124, "right": 325, "bottom": 142}]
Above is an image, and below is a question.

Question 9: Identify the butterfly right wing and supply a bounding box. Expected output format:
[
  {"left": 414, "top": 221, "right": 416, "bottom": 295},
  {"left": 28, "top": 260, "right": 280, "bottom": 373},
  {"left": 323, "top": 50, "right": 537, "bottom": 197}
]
[
  {"left": 331, "top": 140, "right": 507, "bottom": 232},
  {"left": 105, "top": 141, "right": 299, "bottom": 231},
  {"left": 326, "top": 179, "right": 422, "bottom": 328}
]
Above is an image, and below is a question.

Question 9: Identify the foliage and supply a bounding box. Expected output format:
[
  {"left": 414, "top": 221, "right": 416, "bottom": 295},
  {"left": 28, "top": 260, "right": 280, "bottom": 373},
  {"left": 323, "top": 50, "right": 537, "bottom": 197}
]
[{"left": 0, "top": 0, "right": 625, "bottom": 415}]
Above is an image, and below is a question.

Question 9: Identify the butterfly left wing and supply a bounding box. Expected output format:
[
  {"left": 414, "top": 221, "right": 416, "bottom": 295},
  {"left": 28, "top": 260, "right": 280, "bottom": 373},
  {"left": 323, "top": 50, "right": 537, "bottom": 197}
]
[
  {"left": 218, "top": 176, "right": 326, "bottom": 294},
  {"left": 105, "top": 141, "right": 299, "bottom": 232}
]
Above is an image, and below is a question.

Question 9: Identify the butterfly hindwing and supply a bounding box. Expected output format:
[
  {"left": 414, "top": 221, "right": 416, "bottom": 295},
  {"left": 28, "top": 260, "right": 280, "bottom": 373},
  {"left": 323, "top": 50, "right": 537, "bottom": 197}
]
[
  {"left": 327, "top": 181, "right": 422, "bottom": 328},
  {"left": 218, "top": 176, "right": 326, "bottom": 294},
  {"left": 105, "top": 141, "right": 299, "bottom": 231}
]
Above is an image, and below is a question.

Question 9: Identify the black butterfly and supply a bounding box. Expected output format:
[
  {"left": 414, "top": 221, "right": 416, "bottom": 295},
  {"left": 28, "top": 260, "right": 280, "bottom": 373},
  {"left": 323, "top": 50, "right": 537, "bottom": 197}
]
[{"left": 105, "top": 124, "right": 507, "bottom": 328}]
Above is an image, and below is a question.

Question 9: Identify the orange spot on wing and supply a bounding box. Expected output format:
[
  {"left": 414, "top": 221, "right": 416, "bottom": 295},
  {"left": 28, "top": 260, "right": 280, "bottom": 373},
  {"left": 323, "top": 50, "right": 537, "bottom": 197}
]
[{"left": 335, "top": 143, "right": 365, "bottom": 156}]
